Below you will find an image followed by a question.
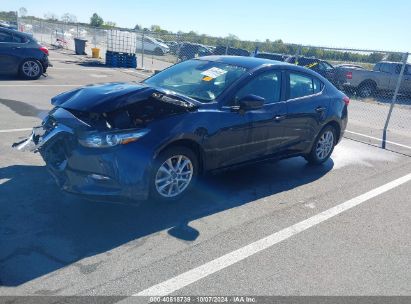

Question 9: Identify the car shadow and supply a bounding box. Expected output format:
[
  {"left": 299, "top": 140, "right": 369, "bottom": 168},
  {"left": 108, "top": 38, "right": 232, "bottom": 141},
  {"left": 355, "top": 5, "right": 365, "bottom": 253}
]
[{"left": 0, "top": 157, "right": 333, "bottom": 286}]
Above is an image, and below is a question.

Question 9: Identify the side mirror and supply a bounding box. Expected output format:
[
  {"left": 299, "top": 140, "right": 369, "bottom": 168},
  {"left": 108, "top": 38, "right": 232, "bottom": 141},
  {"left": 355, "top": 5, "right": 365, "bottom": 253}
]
[{"left": 238, "top": 94, "right": 265, "bottom": 111}]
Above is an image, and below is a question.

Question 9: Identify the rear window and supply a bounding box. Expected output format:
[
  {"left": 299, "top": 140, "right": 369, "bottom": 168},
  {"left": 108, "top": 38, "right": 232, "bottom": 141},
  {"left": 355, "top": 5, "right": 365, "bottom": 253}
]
[
  {"left": 12, "top": 34, "right": 28, "bottom": 43},
  {"left": 289, "top": 73, "right": 323, "bottom": 99}
]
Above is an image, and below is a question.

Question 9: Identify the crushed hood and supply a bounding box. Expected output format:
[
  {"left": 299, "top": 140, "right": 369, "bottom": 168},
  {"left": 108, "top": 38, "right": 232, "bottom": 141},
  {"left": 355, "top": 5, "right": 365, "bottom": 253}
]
[{"left": 51, "top": 82, "right": 200, "bottom": 113}]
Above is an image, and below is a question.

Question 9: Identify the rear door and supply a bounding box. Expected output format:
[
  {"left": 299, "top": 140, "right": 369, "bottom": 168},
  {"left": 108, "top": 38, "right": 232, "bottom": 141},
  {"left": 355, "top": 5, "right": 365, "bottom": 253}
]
[{"left": 283, "top": 71, "right": 330, "bottom": 153}]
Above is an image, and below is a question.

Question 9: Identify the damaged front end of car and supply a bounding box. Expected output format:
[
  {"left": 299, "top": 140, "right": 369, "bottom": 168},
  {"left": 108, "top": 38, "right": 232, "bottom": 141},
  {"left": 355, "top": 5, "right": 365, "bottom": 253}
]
[{"left": 13, "top": 82, "right": 199, "bottom": 202}]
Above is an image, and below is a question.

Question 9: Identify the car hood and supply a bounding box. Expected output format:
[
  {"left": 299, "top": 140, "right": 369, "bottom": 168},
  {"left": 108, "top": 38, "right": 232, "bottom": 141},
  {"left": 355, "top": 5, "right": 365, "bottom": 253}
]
[{"left": 51, "top": 82, "right": 200, "bottom": 113}]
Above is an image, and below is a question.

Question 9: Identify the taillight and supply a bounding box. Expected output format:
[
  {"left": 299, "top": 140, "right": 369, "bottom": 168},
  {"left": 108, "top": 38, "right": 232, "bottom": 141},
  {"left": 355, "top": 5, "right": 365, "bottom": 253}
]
[
  {"left": 345, "top": 71, "right": 352, "bottom": 79},
  {"left": 343, "top": 96, "right": 350, "bottom": 105},
  {"left": 39, "top": 46, "right": 49, "bottom": 56}
]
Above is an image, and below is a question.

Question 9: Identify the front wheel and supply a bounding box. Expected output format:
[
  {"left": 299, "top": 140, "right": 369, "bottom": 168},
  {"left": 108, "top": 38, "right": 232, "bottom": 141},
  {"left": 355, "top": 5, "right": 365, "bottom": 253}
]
[
  {"left": 19, "top": 59, "right": 42, "bottom": 80},
  {"left": 305, "top": 126, "right": 336, "bottom": 165},
  {"left": 150, "top": 146, "right": 198, "bottom": 202}
]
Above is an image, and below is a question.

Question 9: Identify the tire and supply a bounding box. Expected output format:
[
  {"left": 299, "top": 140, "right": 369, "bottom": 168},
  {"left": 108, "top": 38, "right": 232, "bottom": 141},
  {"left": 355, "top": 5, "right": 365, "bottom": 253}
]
[
  {"left": 304, "top": 125, "right": 336, "bottom": 165},
  {"left": 19, "top": 59, "right": 43, "bottom": 80},
  {"left": 154, "top": 47, "right": 164, "bottom": 56},
  {"left": 357, "top": 82, "right": 376, "bottom": 98},
  {"left": 149, "top": 146, "right": 198, "bottom": 202}
]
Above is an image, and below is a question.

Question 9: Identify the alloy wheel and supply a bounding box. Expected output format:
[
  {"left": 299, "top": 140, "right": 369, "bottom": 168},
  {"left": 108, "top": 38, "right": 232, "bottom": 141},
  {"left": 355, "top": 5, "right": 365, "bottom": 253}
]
[
  {"left": 315, "top": 130, "right": 334, "bottom": 160},
  {"left": 22, "top": 61, "right": 41, "bottom": 78},
  {"left": 155, "top": 155, "right": 194, "bottom": 198}
]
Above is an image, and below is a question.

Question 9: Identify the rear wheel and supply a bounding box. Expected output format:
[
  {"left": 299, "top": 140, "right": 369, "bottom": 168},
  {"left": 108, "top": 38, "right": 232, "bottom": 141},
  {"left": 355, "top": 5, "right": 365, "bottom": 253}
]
[
  {"left": 19, "top": 59, "right": 42, "bottom": 80},
  {"left": 150, "top": 146, "right": 198, "bottom": 202},
  {"left": 357, "top": 82, "right": 376, "bottom": 98},
  {"left": 305, "top": 126, "right": 336, "bottom": 165},
  {"left": 154, "top": 47, "right": 164, "bottom": 56}
]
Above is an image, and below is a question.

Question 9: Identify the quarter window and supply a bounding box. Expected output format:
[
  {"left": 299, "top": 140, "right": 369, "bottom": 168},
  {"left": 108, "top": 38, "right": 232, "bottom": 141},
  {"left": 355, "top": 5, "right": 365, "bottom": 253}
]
[
  {"left": 235, "top": 71, "right": 281, "bottom": 104},
  {"left": 289, "top": 73, "right": 322, "bottom": 99},
  {"left": 12, "top": 34, "right": 27, "bottom": 43}
]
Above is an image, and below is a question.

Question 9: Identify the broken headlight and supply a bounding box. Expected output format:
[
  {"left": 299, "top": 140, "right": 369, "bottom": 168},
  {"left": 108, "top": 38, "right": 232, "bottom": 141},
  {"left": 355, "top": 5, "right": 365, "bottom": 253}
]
[{"left": 78, "top": 129, "right": 150, "bottom": 148}]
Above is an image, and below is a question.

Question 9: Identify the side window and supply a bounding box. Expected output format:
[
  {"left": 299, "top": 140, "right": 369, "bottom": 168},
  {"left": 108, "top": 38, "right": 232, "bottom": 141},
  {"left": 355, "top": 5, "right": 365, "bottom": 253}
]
[
  {"left": 381, "top": 64, "right": 391, "bottom": 73},
  {"left": 235, "top": 71, "right": 281, "bottom": 104},
  {"left": 374, "top": 63, "right": 382, "bottom": 72},
  {"left": 0, "top": 31, "right": 13, "bottom": 43},
  {"left": 289, "top": 73, "right": 317, "bottom": 99},
  {"left": 395, "top": 64, "right": 410, "bottom": 75}
]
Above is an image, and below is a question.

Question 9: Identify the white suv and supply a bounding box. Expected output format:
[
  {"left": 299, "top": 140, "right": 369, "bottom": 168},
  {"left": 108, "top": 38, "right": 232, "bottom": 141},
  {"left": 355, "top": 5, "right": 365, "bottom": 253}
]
[{"left": 136, "top": 35, "right": 169, "bottom": 55}]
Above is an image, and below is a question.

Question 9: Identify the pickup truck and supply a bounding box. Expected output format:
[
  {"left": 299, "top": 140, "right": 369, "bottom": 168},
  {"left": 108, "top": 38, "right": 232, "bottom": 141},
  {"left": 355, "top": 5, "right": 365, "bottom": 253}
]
[{"left": 335, "top": 61, "right": 411, "bottom": 98}]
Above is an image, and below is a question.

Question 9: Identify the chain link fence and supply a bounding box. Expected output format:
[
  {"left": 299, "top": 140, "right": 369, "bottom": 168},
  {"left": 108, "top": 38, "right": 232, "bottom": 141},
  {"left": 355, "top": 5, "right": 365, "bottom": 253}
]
[{"left": 17, "top": 18, "right": 411, "bottom": 156}]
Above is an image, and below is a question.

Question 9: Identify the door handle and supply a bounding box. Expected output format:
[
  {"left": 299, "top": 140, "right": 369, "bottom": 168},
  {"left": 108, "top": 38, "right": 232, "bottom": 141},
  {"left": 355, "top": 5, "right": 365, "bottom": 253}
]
[
  {"left": 274, "top": 115, "right": 286, "bottom": 122},
  {"left": 315, "top": 106, "right": 326, "bottom": 113}
]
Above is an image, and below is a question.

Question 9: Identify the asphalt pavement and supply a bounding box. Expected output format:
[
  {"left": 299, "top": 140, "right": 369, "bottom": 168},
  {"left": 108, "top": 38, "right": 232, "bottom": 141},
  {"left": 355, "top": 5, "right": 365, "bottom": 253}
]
[{"left": 0, "top": 50, "right": 410, "bottom": 302}]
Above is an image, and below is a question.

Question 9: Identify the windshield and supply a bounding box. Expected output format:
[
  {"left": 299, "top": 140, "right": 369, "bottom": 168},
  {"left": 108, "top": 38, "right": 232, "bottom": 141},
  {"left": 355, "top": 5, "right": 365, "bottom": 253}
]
[{"left": 144, "top": 60, "right": 248, "bottom": 102}]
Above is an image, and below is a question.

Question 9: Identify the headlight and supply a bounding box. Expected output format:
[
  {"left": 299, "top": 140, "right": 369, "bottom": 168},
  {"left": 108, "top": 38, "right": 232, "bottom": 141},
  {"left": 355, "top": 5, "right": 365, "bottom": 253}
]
[{"left": 79, "top": 129, "right": 149, "bottom": 148}]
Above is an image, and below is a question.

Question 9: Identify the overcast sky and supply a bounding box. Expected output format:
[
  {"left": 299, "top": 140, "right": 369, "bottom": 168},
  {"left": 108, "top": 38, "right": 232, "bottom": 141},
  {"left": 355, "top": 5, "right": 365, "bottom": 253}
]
[{"left": 2, "top": 0, "right": 410, "bottom": 52}]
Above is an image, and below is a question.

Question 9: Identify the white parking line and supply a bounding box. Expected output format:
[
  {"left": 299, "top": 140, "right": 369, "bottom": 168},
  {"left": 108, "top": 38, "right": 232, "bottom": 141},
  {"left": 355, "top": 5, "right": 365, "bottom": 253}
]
[
  {"left": 346, "top": 130, "right": 411, "bottom": 150},
  {"left": 0, "top": 128, "right": 32, "bottom": 133},
  {"left": 51, "top": 67, "right": 111, "bottom": 71},
  {"left": 0, "top": 84, "right": 82, "bottom": 87},
  {"left": 131, "top": 172, "right": 411, "bottom": 297}
]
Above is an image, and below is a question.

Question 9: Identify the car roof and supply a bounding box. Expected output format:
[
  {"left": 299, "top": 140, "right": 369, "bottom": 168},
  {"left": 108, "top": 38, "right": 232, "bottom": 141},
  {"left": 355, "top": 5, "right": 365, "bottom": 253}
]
[
  {"left": 0, "top": 27, "right": 33, "bottom": 39},
  {"left": 196, "top": 55, "right": 332, "bottom": 85}
]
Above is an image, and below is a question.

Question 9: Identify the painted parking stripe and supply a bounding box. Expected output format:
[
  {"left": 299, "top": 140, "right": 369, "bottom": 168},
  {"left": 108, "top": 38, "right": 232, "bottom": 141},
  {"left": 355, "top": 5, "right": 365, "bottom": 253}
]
[
  {"left": 346, "top": 130, "right": 411, "bottom": 150},
  {"left": 130, "top": 172, "right": 411, "bottom": 297},
  {"left": 0, "top": 128, "right": 32, "bottom": 133},
  {"left": 0, "top": 84, "right": 82, "bottom": 87}
]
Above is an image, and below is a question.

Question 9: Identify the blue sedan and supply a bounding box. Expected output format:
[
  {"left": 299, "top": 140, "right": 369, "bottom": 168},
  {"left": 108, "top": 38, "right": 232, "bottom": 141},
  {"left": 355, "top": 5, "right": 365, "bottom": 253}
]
[{"left": 14, "top": 56, "right": 348, "bottom": 202}]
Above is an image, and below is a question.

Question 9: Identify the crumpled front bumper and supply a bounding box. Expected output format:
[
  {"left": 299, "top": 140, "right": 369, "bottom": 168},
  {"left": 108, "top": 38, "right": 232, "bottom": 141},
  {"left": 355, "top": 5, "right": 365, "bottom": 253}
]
[{"left": 13, "top": 116, "right": 151, "bottom": 202}]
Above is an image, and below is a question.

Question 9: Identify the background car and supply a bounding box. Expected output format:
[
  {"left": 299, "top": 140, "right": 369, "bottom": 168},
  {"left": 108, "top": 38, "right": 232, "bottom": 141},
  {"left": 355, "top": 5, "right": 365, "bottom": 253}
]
[
  {"left": 213, "top": 45, "right": 250, "bottom": 56},
  {"left": 286, "top": 56, "right": 337, "bottom": 85},
  {"left": 334, "top": 61, "right": 411, "bottom": 97},
  {"left": 0, "top": 27, "right": 49, "bottom": 79},
  {"left": 254, "top": 52, "right": 290, "bottom": 61},
  {"left": 136, "top": 35, "right": 169, "bottom": 55},
  {"left": 165, "top": 41, "right": 179, "bottom": 54},
  {"left": 177, "top": 42, "right": 213, "bottom": 61}
]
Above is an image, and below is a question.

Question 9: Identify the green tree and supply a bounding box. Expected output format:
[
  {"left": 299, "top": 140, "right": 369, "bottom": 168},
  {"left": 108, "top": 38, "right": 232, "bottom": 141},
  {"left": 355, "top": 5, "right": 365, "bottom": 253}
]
[
  {"left": 134, "top": 24, "right": 142, "bottom": 31},
  {"left": 61, "top": 13, "right": 77, "bottom": 23},
  {"left": 103, "top": 21, "right": 116, "bottom": 28},
  {"left": 150, "top": 25, "right": 162, "bottom": 32},
  {"left": 44, "top": 12, "right": 58, "bottom": 21},
  {"left": 90, "top": 13, "right": 104, "bottom": 27}
]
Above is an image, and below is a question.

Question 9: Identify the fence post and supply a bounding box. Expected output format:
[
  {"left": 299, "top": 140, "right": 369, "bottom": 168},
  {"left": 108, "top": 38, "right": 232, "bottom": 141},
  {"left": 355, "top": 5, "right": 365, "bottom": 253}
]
[
  {"left": 141, "top": 31, "right": 145, "bottom": 69},
  {"left": 225, "top": 39, "right": 229, "bottom": 55},
  {"left": 295, "top": 45, "right": 302, "bottom": 65},
  {"left": 382, "top": 52, "right": 409, "bottom": 149}
]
